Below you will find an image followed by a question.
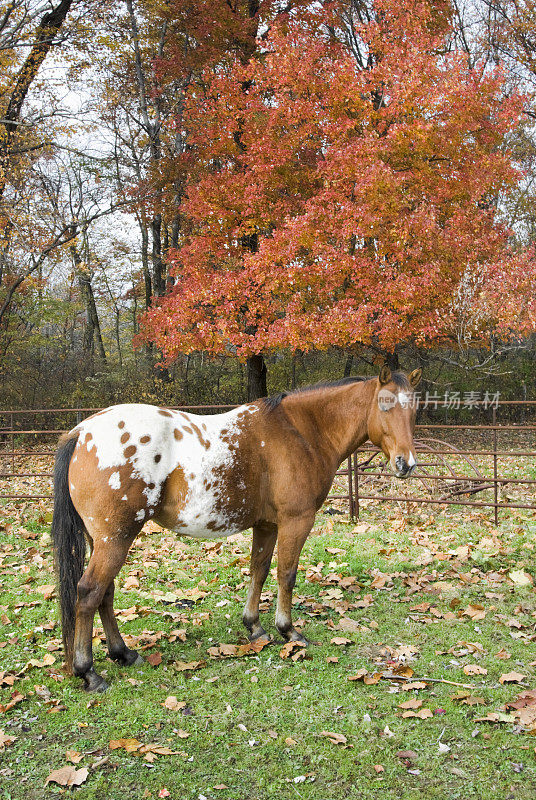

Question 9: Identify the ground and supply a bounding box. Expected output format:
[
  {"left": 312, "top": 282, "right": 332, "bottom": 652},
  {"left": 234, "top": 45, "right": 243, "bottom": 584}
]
[{"left": 1, "top": 499, "right": 536, "bottom": 800}]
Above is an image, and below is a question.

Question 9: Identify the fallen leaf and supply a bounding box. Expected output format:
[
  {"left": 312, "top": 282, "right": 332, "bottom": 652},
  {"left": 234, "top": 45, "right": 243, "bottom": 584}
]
[
  {"left": 330, "top": 637, "right": 352, "bottom": 646},
  {"left": 401, "top": 708, "right": 433, "bottom": 719},
  {"left": 347, "top": 668, "right": 369, "bottom": 681},
  {"left": 396, "top": 750, "right": 418, "bottom": 760},
  {"left": 320, "top": 731, "right": 348, "bottom": 745},
  {"left": 109, "top": 738, "right": 142, "bottom": 752},
  {"left": 0, "top": 691, "right": 24, "bottom": 713},
  {"left": 475, "top": 712, "right": 516, "bottom": 723},
  {"left": 45, "top": 766, "right": 88, "bottom": 787},
  {"left": 162, "top": 696, "right": 186, "bottom": 712},
  {"left": 146, "top": 652, "right": 162, "bottom": 667},
  {"left": 337, "top": 617, "right": 361, "bottom": 633},
  {"left": 26, "top": 653, "right": 55, "bottom": 669},
  {"left": 36, "top": 585, "right": 56, "bottom": 600},
  {"left": 373, "top": 764, "right": 384, "bottom": 773},
  {"left": 464, "top": 664, "right": 487, "bottom": 676},
  {"left": 280, "top": 641, "right": 306, "bottom": 659},
  {"left": 509, "top": 570, "right": 533, "bottom": 587},
  {"left": 174, "top": 660, "right": 205, "bottom": 672},
  {"left": 499, "top": 672, "right": 526, "bottom": 684},
  {"left": 65, "top": 749, "right": 83, "bottom": 764},
  {"left": 399, "top": 698, "right": 423, "bottom": 710},
  {"left": 0, "top": 729, "right": 17, "bottom": 750}
]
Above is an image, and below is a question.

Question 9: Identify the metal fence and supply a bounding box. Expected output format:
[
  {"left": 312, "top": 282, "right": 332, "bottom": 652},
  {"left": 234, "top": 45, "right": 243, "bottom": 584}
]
[{"left": 1, "top": 402, "right": 535, "bottom": 522}]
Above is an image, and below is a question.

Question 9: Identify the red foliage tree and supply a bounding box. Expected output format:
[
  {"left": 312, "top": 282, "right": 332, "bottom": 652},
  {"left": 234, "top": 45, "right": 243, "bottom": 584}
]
[{"left": 140, "top": 0, "right": 534, "bottom": 397}]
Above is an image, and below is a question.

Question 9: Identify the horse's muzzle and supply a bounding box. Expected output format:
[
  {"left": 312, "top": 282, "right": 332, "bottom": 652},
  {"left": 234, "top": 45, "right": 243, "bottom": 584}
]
[{"left": 394, "top": 455, "right": 416, "bottom": 479}]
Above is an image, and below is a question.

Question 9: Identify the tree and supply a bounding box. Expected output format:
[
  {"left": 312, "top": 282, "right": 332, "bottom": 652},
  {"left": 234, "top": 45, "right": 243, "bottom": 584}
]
[{"left": 140, "top": 0, "right": 533, "bottom": 395}]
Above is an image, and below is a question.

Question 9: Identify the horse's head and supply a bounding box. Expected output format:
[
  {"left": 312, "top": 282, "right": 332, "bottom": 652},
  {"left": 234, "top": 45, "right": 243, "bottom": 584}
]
[{"left": 367, "top": 366, "right": 422, "bottom": 479}]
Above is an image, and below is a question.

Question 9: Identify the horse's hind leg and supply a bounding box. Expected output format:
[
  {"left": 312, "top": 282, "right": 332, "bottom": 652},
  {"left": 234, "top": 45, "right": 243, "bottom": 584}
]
[
  {"left": 274, "top": 513, "right": 315, "bottom": 644},
  {"left": 242, "top": 523, "right": 277, "bottom": 642},
  {"left": 73, "top": 536, "right": 134, "bottom": 691},
  {"left": 99, "top": 579, "right": 142, "bottom": 667}
]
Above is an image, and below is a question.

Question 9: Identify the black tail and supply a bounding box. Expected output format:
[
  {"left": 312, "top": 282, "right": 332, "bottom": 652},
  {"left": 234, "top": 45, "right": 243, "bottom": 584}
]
[{"left": 51, "top": 433, "right": 85, "bottom": 672}]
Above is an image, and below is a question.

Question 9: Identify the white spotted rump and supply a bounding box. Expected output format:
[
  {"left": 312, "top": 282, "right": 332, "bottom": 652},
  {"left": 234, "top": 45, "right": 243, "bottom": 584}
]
[{"left": 72, "top": 403, "right": 259, "bottom": 539}]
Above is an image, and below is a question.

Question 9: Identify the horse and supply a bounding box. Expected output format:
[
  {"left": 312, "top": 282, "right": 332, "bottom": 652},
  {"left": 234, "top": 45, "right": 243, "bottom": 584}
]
[{"left": 51, "top": 365, "right": 421, "bottom": 691}]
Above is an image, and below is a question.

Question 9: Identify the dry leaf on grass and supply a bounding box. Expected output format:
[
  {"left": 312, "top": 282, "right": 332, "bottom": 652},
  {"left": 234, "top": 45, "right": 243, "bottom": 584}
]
[
  {"left": 162, "top": 696, "right": 186, "bottom": 712},
  {"left": 279, "top": 641, "right": 306, "bottom": 660},
  {"left": 45, "top": 766, "right": 88, "bottom": 787},
  {"left": 463, "top": 664, "right": 487, "bottom": 676},
  {"left": 330, "top": 636, "right": 352, "bottom": 646},
  {"left": 398, "top": 698, "right": 423, "bottom": 710},
  {"left": 146, "top": 652, "right": 162, "bottom": 667},
  {"left": 499, "top": 672, "right": 526, "bottom": 684},
  {"left": 0, "top": 691, "right": 24, "bottom": 713},
  {"left": 174, "top": 660, "right": 205, "bottom": 672},
  {"left": 475, "top": 712, "right": 516, "bottom": 724},
  {"left": 0, "top": 729, "right": 17, "bottom": 750},
  {"left": 401, "top": 708, "right": 433, "bottom": 719},
  {"left": 109, "top": 738, "right": 142, "bottom": 752},
  {"left": 347, "top": 669, "right": 382, "bottom": 684},
  {"left": 508, "top": 570, "right": 533, "bottom": 587},
  {"left": 320, "top": 731, "right": 348, "bottom": 745}
]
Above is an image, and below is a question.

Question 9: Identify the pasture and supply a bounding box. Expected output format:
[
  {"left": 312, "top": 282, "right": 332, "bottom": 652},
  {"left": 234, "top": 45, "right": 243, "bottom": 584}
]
[{"left": 1, "top": 496, "right": 536, "bottom": 799}]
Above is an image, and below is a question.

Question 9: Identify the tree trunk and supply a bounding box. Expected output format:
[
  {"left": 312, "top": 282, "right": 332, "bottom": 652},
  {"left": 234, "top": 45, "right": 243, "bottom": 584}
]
[
  {"left": 70, "top": 244, "right": 106, "bottom": 364},
  {"left": 0, "top": 0, "right": 74, "bottom": 198},
  {"left": 383, "top": 347, "right": 400, "bottom": 370},
  {"left": 151, "top": 214, "right": 165, "bottom": 297},
  {"left": 139, "top": 221, "right": 152, "bottom": 310},
  {"left": 344, "top": 353, "right": 354, "bottom": 377},
  {"left": 247, "top": 353, "right": 267, "bottom": 400}
]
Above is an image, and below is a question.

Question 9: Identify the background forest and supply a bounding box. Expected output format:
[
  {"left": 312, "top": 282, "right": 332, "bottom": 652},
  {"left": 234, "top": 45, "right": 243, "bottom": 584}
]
[{"left": 1, "top": 0, "right": 536, "bottom": 410}]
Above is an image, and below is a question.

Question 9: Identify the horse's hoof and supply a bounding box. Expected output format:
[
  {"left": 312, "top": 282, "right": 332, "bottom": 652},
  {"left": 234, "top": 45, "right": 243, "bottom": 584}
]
[
  {"left": 84, "top": 674, "right": 109, "bottom": 693},
  {"left": 110, "top": 647, "right": 141, "bottom": 667},
  {"left": 132, "top": 653, "right": 144, "bottom": 666},
  {"left": 121, "top": 648, "right": 142, "bottom": 667}
]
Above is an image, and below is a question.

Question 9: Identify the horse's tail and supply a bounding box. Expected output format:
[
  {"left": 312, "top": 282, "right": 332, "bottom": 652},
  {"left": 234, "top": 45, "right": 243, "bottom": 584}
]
[{"left": 51, "top": 432, "right": 85, "bottom": 673}]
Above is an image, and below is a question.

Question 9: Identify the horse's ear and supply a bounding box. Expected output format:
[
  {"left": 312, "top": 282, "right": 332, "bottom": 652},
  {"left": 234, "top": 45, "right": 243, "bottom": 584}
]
[
  {"left": 408, "top": 368, "right": 422, "bottom": 388},
  {"left": 379, "top": 365, "right": 392, "bottom": 385}
]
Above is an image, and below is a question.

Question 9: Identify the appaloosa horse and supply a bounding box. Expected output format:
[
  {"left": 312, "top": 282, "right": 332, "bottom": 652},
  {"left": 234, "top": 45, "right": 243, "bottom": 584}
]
[{"left": 51, "top": 366, "right": 421, "bottom": 690}]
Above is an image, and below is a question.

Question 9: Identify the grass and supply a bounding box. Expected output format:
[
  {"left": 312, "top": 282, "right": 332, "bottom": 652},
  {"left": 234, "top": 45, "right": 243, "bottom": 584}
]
[{"left": 1, "top": 500, "right": 536, "bottom": 799}]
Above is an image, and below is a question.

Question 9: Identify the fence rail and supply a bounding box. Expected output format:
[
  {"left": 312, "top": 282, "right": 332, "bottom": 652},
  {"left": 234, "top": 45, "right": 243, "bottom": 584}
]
[{"left": 1, "top": 403, "right": 535, "bottom": 522}]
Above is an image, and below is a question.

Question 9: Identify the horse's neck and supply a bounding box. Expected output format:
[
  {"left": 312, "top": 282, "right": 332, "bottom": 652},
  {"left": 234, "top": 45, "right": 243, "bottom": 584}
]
[{"left": 282, "top": 381, "right": 374, "bottom": 465}]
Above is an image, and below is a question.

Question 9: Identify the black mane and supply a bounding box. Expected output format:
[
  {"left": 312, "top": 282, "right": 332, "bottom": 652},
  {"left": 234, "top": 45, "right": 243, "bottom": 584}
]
[
  {"left": 262, "top": 371, "right": 412, "bottom": 412},
  {"left": 262, "top": 375, "right": 366, "bottom": 411}
]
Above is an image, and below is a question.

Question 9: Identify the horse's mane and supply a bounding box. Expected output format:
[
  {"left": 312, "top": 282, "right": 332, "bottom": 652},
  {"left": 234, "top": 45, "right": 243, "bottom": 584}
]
[{"left": 262, "top": 371, "right": 411, "bottom": 412}]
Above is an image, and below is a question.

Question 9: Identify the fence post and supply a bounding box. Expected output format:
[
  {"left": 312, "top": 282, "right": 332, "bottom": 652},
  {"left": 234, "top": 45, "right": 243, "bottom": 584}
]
[
  {"left": 493, "top": 405, "right": 499, "bottom": 526},
  {"left": 353, "top": 452, "right": 359, "bottom": 519},
  {"left": 347, "top": 456, "right": 354, "bottom": 519},
  {"left": 10, "top": 412, "right": 14, "bottom": 475}
]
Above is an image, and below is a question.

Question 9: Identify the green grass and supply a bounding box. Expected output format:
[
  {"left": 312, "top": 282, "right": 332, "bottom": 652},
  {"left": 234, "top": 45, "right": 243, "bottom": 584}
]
[{"left": 2, "top": 502, "right": 536, "bottom": 799}]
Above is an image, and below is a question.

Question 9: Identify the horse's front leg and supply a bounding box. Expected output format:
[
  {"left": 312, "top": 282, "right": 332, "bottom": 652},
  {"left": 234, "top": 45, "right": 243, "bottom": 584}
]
[
  {"left": 242, "top": 522, "right": 278, "bottom": 642},
  {"left": 275, "top": 512, "right": 315, "bottom": 644},
  {"left": 73, "top": 538, "right": 132, "bottom": 691},
  {"left": 99, "top": 579, "right": 142, "bottom": 667}
]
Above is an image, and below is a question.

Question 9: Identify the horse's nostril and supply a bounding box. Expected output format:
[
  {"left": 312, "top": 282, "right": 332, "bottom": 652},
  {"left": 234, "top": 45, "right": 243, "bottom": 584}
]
[{"left": 395, "top": 456, "right": 407, "bottom": 472}]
